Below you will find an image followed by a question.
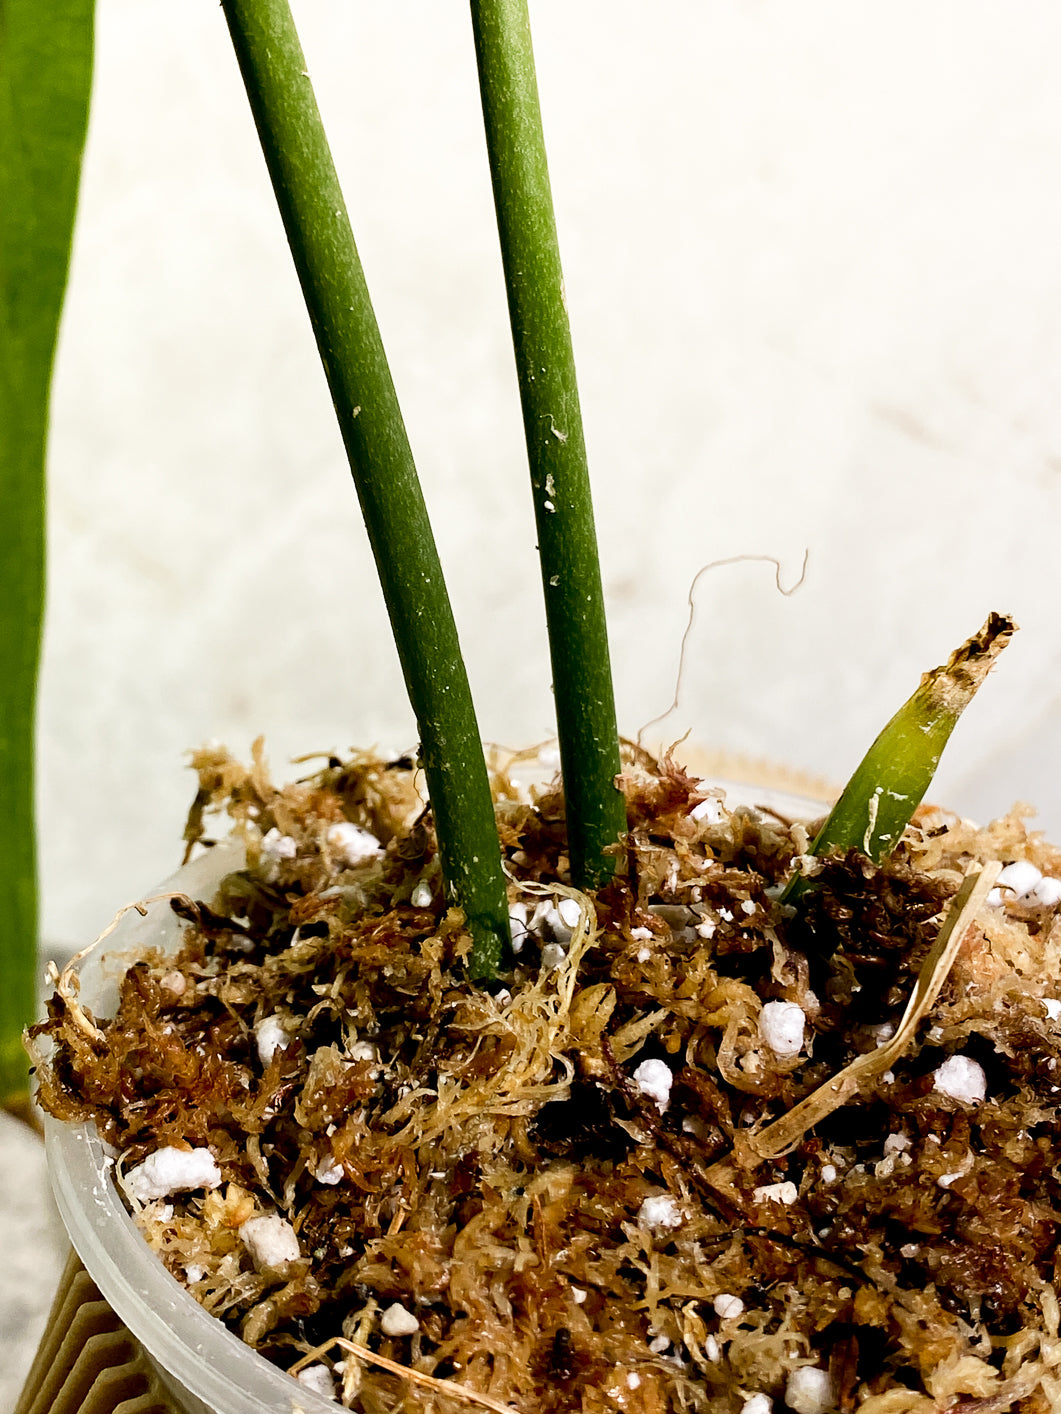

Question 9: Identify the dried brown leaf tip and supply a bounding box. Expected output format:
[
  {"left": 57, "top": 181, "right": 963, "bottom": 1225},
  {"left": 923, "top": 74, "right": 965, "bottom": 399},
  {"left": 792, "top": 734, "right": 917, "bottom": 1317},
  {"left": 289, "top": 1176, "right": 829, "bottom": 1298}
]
[
  {"left": 32, "top": 745, "right": 1061, "bottom": 1412},
  {"left": 922, "top": 611, "right": 1016, "bottom": 714}
]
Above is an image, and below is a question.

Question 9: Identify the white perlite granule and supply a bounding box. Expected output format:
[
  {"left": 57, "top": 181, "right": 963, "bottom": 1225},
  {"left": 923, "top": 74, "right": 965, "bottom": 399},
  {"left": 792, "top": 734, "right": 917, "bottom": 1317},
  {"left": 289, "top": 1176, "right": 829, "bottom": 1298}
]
[
  {"left": 410, "top": 880, "right": 433, "bottom": 908},
  {"left": 741, "top": 1396, "right": 772, "bottom": 1414},
  {"left": 1034, "top": 876, "right": 1061, "bottom": 906},
  {"left": 758, "top": 1000, "right": 805, "bottom": 1058},
  {"left": 690, "top": 795, "right": 724, "bottom": 824},
  {"left": 348, "top": 1039, "right": 379, "bottom": 1066},
  {"left": 753, "top": 1180, "right": 798, "bottom": 1206},
  {"left": 239, "top": 1214, "right": 300, "bottom": 1269},
  {"left": 988, "top": 859, "right": 1061, "bottom": 907},
  {"left": 509, "top": 902, "right": 529, "bottom": 953},
  {"left": 996, "top": 859, "right": 1042, "bottom": 897},
  {"left": 540, "top": 942, "right": 567, "bottom": 972},
  {"left": 327, "top": 821, "right": 382, "bottom": 868},
  {"left": 934, "top": 1054, "right": 987, "bottom": 1104},
  {"left": 124, "top": 1146, "right": 222, "bottom": 1203},
  {"left": 633, "top": 1058, "right": 673, "bottom": 1112},
  {"left": 296, "top": 1366, "right": 336, "bottom": 1400},
  {"left": 254, "top": 1015, "right": 290, "bottom": 1065},
  {"left": 637, "top": 1195, "right": 683, "bottom": 1229},
  {"left": 785, "top": 1366, "right": 835, "bottom": 1414},
  {"left": 557, "top": 897, "right": 582, "bottom": 930},
  {"left": 713, "top": 1293, "right": 744, "bottom": 1320},
  {"left": 260, "top": 828, "right": 297, "bottom": 861},
  {"left": 380, "top": 1302, "right": 419, "bottom": 1337},
  {"left": 315, "top": 1154, "right": 344, "bottom": 1185}
]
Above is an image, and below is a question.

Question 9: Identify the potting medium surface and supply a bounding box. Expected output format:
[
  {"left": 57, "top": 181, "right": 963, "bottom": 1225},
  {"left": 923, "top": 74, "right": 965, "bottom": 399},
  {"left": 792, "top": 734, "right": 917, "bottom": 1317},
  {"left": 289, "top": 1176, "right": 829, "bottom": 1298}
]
[{"left": 32, "top": 746, "right": 1061, "bottom": 1412}]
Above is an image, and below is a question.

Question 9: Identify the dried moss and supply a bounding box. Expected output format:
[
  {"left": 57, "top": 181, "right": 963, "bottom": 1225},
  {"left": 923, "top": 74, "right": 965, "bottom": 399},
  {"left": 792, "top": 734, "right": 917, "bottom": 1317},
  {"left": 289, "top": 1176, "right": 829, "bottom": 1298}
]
[{"left": 30, "top": 747, "right": 1061, "bottom": 1412}]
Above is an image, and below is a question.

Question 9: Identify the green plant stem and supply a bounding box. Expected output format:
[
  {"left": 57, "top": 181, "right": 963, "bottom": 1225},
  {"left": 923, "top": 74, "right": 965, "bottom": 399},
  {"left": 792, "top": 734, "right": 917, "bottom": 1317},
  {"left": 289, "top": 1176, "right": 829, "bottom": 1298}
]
[
  {"left": 221, "top": 0, "right": 508, "bottom": 977},
  {"left": 783, "top": 613, "right": 1015, "bottom": 905},
  {"left": 0, "top": 0, "right": 94, "bottom": 1110},
  {"left": 469, "top": 0, "right": 625, "bottom": 888}
]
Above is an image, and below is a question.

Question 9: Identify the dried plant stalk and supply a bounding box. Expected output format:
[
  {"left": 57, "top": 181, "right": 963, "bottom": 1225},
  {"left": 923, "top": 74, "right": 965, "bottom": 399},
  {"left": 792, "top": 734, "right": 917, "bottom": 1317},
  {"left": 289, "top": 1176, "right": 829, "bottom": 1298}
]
[
  {"left": 39, "top": 891, "right": 201, "bottom": 1050},
  {"left": 747, "top": 861, "right": 1000, "bottom": 1162},
  {"left": 290, "top": 1336, "right": 516, "bottom": 1414}
]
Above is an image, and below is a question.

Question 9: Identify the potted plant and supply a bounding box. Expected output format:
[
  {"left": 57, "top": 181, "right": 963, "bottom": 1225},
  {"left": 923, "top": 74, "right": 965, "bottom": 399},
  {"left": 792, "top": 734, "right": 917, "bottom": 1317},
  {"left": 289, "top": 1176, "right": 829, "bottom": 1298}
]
[{"left": 8, "top": 4, "right": 1061, "bottom": 1413}]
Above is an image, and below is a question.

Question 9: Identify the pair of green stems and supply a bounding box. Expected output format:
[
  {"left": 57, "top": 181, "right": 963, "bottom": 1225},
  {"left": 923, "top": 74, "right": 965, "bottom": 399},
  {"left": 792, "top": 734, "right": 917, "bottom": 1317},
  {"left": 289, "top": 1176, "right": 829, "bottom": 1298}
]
[
  {"left": 223, "top": 0, "right": 622, "bottom": 978},
  {"left": 221, "top": 1, "right": 1014, "bottom": 978}
]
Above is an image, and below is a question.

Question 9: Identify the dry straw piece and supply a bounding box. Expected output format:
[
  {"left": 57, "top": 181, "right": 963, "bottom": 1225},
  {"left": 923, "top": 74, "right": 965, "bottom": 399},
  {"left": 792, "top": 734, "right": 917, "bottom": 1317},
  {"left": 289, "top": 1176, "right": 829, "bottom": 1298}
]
[{"left": 742, "top": 861, "right": 1001, "bottom": 1163}]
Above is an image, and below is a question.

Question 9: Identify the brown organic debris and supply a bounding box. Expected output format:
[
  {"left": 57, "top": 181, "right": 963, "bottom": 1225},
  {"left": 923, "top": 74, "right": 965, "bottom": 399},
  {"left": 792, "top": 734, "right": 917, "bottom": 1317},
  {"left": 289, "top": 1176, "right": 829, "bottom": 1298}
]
[{"left": 30, "top": 745, "right": 1061, "bottom": 1413}]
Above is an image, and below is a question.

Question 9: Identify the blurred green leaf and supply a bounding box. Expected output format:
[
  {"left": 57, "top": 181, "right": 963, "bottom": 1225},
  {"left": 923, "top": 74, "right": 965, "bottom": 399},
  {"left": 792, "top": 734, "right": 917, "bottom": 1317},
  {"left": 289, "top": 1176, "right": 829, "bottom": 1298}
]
[{"left": 0, "top": 0, "right": 94, "bottom": 1110}]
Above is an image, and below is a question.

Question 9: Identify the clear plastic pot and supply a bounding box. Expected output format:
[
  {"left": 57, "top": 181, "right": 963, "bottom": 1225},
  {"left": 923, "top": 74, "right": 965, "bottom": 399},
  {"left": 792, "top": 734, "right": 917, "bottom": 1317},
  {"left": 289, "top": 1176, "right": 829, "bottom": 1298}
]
[
  {"left": 44, "top": 840, "right": 339, "bottom": 1414},
  {"left": 43, "top": 777, "right": 829, "bottom": 1414}
]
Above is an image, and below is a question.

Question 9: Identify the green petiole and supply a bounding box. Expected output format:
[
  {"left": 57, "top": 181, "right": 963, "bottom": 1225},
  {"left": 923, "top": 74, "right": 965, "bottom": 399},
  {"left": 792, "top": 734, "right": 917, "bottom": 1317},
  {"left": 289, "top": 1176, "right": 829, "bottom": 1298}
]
[
  {"left": 469, "top": 0, "right": 626, "bottom": 889},
  {"left": 221, "top": 0, "right": 509, "bottom": 977}
]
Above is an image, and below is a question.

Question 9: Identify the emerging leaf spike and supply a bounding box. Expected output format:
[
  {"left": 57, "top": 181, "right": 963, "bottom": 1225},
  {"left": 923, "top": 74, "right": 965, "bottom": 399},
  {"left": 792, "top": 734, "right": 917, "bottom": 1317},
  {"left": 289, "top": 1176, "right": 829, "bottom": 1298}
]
[{"left": 783, "top": 612, "right": 1016, "bottom": 903}]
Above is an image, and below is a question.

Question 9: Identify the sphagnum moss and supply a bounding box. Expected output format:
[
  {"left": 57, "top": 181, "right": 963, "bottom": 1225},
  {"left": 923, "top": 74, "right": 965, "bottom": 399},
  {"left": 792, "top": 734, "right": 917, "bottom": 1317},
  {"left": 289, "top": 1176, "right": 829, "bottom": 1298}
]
[{"left": 32, "top": 744, "right": 1061, "bottom": 1412}]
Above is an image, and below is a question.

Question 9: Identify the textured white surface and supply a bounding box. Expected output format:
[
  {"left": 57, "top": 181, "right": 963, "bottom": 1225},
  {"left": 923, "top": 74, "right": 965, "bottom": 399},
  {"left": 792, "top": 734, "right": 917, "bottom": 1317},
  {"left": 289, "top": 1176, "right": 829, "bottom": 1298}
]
[
  {"left": 326, "top": 821, "right": 382, "bottom": 867},
  {"left": 380, "top": 1301, "right": 420, "bottom": 1337},
  {"left": 785, "top": 1366, "right": 836, "bottom": 1414},
  {"left": 124, "top": 1145, "right": 222, "bottom": 1203},
  {"left": 713, "top": 1293, "right": 745, "bottom": 1321},
  {"left": 254, "top": 1014, "right": 290, "bottom": 1065},
  {"left": 240, "top": 1213, "right": 301, "bottom": 1269},
  {"left": 996, "top": 859, "right": 1043, "bottom": 898},
  {"left": 633, "top": 1058, "right": 674, "bottom": 1112},
  {"left": 754, "top": 1181, "right": 800, "bottom": 1206},
  {"left": 741, "top": 1396, "right": 772, "bottom": 1414},
  {"left": 296, "top": 1366, "right": 337, "bottom": 1400},
  {"left": 638, "top": 1194, "right": 684, "bottom": 1229},
  {"left": 934, "top": 1054, "right": 988, "bottom": 1104},
  {"left": 759, "top": 1000, "right": 806, "bottom": 1058}
]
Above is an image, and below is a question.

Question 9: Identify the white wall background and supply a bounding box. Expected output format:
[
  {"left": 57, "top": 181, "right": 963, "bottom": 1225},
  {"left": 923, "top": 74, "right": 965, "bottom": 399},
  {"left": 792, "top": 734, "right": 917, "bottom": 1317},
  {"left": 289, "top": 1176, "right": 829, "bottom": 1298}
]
[{"left": 39, "top": 0, "right": 1061, "bottom": 950}]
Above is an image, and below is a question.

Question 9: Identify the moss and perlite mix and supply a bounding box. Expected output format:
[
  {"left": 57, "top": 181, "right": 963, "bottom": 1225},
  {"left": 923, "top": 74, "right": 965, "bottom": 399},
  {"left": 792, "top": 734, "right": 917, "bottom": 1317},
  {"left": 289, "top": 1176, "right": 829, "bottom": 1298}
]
[{"left": 30, "top": 746, "right": 1061, "bottom": 1413}]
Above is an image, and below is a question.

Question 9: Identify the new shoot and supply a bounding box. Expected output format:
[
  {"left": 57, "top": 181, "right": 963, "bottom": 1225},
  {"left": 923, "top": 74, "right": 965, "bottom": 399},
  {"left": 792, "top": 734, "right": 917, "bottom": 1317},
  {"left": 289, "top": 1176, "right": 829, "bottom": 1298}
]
[{"left": 782, "top": 611, "right": 1016, "bottom": 904}]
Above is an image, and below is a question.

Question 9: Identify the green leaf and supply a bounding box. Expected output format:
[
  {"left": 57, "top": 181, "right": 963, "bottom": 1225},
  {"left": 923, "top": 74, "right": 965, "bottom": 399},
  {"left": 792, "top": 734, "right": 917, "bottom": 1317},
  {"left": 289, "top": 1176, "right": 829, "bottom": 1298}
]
[{"left": 0, "top": 0, "right": 94, "bottom": 1110}]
